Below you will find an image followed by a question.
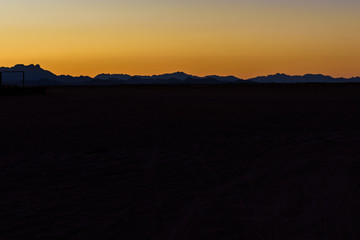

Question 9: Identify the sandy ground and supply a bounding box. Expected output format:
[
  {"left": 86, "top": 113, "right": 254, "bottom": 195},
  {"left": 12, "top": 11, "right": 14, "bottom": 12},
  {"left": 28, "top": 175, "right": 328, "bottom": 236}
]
[{"left": 0, "top": 84, "right": 360, "bottom": 239}]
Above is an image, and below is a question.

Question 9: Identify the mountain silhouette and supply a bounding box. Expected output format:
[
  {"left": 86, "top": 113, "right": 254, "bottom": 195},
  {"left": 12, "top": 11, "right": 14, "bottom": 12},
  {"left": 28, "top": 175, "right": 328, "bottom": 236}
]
[
  {"left": 0, "top": 64, "right": 57, "bottom": 83},
  {"left": 204, "top": 75, "right": 240, "bottom": 82},
  {"left": 1, "top": 64, "right": 360, "bottom": 86},
  {"left": 151, "top": 72, "right": 196, "bottom": 81},
  {"left": 249, "top": 73, "right": 360, "bottom": 83},
  {"left": 95, "top": 74, "right": 132, "bottom": 81}
]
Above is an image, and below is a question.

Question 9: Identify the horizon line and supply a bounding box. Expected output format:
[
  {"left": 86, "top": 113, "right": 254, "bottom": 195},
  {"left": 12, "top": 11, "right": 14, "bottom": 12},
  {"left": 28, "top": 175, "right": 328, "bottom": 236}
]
[{"left": 1, "top": 64, "right": 360, "bottom": 80}]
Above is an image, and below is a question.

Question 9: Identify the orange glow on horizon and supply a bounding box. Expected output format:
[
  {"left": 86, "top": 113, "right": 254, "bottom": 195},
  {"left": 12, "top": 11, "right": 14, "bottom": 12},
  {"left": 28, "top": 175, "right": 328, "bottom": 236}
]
[{"left": 0, "top": 1, "right": 359, "bottom": 79}]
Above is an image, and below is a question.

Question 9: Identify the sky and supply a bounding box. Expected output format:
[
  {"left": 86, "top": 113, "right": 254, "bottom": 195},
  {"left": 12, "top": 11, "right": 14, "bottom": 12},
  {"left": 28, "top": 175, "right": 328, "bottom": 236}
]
[{"left": 0, "top": 0, "right": 359, "bottom": 78}]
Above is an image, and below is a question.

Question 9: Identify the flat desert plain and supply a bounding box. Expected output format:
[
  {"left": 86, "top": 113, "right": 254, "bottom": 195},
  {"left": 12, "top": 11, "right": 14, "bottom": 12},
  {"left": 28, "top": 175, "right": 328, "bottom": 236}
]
[{"left": 0, "top": 84, "right": 359, "bottom": 239}]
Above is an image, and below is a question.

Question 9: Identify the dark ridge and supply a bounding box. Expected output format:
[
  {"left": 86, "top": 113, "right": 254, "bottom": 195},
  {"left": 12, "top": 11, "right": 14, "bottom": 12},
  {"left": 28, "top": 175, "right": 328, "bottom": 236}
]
[{"left": 1, "top": 64, "right": 360, "bottom": 86}]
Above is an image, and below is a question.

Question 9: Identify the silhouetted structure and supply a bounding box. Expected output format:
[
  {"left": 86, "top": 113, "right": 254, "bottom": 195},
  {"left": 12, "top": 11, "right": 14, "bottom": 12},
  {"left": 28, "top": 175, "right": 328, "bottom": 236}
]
[{"left": 0, "top": 71, "right": 25, "bottom": 87}]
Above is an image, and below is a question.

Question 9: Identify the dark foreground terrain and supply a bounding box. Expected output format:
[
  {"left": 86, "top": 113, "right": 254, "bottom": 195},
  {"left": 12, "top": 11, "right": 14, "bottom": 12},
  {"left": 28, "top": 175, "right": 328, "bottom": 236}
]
[{"left": 1, "top": 84, "right": 360, "bottom": 239}]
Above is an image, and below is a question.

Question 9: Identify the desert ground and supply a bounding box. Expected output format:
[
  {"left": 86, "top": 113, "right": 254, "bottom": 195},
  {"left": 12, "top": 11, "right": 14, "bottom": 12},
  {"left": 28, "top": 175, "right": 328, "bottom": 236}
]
[{"left": 0, "top": 84, "right": 359, "bottom": 239}]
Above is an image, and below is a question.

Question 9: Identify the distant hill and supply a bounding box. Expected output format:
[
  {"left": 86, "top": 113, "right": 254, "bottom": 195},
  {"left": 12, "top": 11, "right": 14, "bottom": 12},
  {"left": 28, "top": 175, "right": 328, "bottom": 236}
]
[
  {"left": 152, "top": 72, "right": 196, "bottom": 81},
  {"left": 0, "top": 64, "right": 57, "bottom": 82},
  {"left": 249, "top": 73, "right": 360, "bottom": 83},
  {"left": 1, "top": 64, "right": 360, "bottom": 86},
  {"left": 95, "top": 74, "right": 132, "bottom": 81},
  {"left": 95, "top": 72, "right": 245, "bottom": 84}
]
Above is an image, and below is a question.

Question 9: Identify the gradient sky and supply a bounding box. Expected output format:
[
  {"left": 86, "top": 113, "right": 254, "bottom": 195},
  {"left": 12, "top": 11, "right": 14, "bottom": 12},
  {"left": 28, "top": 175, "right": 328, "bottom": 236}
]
[{"left": 1, "top": 0, "right": 359, "bottom": 78}]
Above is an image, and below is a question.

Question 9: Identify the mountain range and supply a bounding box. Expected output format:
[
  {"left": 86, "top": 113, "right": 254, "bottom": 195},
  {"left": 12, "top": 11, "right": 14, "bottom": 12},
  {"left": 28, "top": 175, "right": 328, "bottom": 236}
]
[{"left": 1, "top": 64, "right": 360, "bottom": 86}]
